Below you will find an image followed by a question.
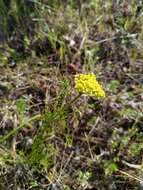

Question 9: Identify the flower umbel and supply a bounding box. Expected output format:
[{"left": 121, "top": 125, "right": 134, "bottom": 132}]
[{"left": 74, "top": 73, "right": 105, "bottom": 99}]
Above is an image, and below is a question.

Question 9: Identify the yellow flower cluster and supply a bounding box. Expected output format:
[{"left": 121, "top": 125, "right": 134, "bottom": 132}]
[{"left": 74, "top": 73, "right": 105, "bottom": 99}]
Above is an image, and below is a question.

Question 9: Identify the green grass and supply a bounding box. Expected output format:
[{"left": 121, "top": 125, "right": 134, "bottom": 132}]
[{"left": 0, "top": 0, "right": 143, "bottom": 189}]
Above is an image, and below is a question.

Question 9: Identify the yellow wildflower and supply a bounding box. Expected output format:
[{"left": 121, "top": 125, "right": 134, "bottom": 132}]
[{"left": 74, "top": 73, "right": 105, "bottom": 99}]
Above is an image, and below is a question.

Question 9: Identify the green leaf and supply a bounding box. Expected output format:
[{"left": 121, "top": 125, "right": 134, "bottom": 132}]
[
  {"left": 104, "top": 161, "right": 118, "bottom": 175},
  {"left": 109, "top": 80, "right": 120, "bottom": 92},
  {"left": 16, "top": 98, "right": 26, "bottom": 116}
]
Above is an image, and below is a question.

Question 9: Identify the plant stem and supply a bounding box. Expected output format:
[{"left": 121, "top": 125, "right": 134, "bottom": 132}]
[
  {"left": 69, "top": 93, "right": 82, "bottom": 105},
  {"left": 0, "top": 114, "right": 41, "bottom": 143}
]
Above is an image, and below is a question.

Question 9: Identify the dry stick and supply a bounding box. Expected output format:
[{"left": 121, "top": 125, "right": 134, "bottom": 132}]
[
  {"left": 69, "top": 93, "right": 82, "bottom": 105},
  {"left": 57, "top": 151, "right": 74, "bottom": 183},
  {"left": 85, "top": 133, "right": 94, "bottom": 160},
  {"left": 88, "top": 116, "right": 100, "bottom": 136},
  {"left": 125, "top": 73, "right": 143, "bottom": 85},
  {"left": 122, "top": 160, "right": 142, "bottom": 170},
  {"left": 85, "top": 33, "right": 138, "bottom": 50},
  {"left": 89, "top": 33, "right": 137, "bottom": 46},
  {"left": 12, "top": 114, "right": 18, "bottom": 157},
  {"left": 119, "top": 170, "right": 143, "bottom": 183},
  {"left": 61, "top": 151, "right": 74, "bottom": 172},
  {"left": 74, "top": 135, "right": 105, "bottom": 144}
]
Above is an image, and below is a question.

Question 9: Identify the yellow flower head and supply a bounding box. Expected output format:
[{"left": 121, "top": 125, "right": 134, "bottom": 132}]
[{"left": 74, "top": 73, "right": 105, "bottom": 99}]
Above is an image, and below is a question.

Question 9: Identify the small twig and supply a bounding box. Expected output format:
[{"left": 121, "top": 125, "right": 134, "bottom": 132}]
[
  {"left": 88, "top": 116, "right": 100, "bottom": 136},
  {"left": 74, "top": 135, "right": 105, "bottom": 144},
  {"left": 125, "top": 73, "right": 143, "bottom": 85},
  {"left": 122, "top": 160, "right": 142, "bottom": 170},
  {"left": 69, "top": 93, "right": 82, "bottom": 105},
  {"left": 57, "top": 151, "right": 74, "bottom": 183},
  {"left": 85, "top": 133, "right": 94, "bottom": 160},
  {"left": 86, "top": 33, "right": 137, "bottom": 48},
  {"left": 119, "top": 170, "right": 142, "bottom": 182},
  {"left": 95, "top": 33, "right": 137, "bottom": 44},
  {"left": 12, "top": 114, "right": 17, "bottom": 157}
]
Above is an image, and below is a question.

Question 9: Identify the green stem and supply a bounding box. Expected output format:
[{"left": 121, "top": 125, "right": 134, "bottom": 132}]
[{"left": 0, "top": 114, "right": 41, "bottom": 143}]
